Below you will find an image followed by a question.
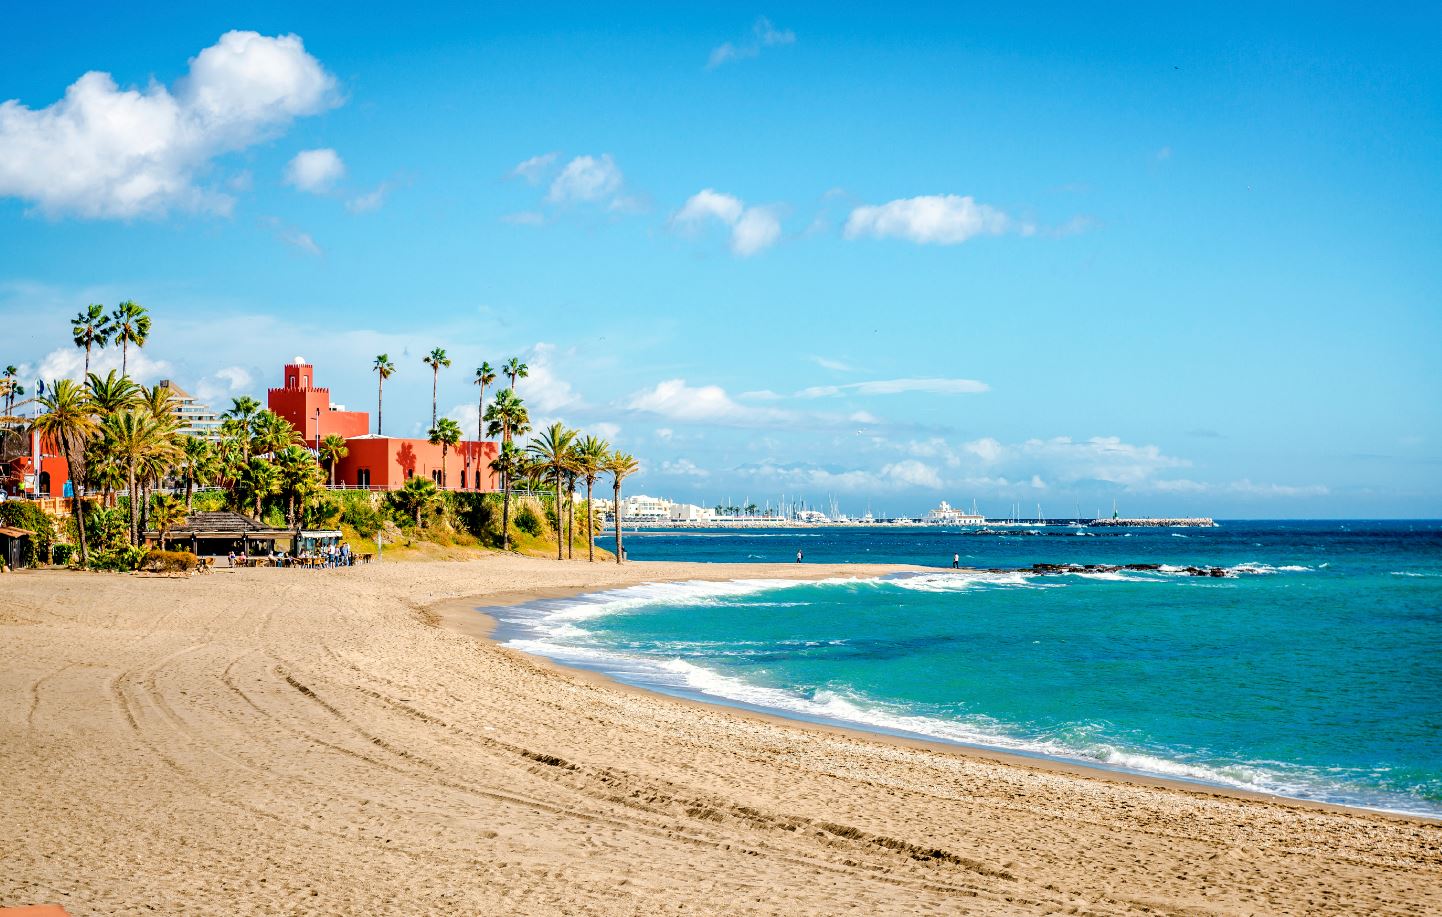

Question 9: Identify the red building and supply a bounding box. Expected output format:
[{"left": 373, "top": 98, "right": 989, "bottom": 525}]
[
  {"left": 268, "top": 357, "right": 370, "bottom": 443},
  {"left": 265, "top": 359, "right": 497, "bottom": 492}
]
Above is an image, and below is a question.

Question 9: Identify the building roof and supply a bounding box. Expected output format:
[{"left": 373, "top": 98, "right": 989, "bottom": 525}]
[
  {"left": 143, "top": 511, "right": 291, "bottom": 538},
  {"left": 157, "top": 379, "right": 194, "bottom": 400},
  {"left": 0, "top": 525, "right": 33, "bottom": 537}
]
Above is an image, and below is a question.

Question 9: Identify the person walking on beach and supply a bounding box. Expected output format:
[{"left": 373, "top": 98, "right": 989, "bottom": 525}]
[
  {"left": 952, "top": 553, "right": 960, "bottom": 569},
  {"left": 796, "top": 549, "right": 804, "bottom": 563}
]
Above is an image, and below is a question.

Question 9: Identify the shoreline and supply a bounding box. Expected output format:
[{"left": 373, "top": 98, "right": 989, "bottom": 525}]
[
  {"left": 437, "top": 578, "right": 1442, "bottom": 826},
  {"left": 4, "top": 557, "right": 1439, "bottom": 915}
]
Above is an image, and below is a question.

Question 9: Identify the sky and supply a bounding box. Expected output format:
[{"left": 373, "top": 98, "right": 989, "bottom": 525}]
[{"left": 2, "top": 3, "right": 1439, "bottom": 517}]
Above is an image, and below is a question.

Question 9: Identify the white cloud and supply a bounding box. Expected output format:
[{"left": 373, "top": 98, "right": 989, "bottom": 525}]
[
  {"left": 34, "top": 344, "right": 171, "bottom": 385},
  {"left": 193, "top": 365, "right": 256, "bottom": 404},
  {"left": 627, "top": 378, "right": 791, "bottom": 426},
  {"left": 844, "top": 195, "right": 1016, "bottom": 245},
  {"left": 1018, "top": 435, "right": 1187, "bottom": 486},
  {"left": 279, "top": 228, "right": 321, "bottom": 256},
  {"left": 547, "top": 154, "right": 623, "bottom": 204},
  {"left": 346, "top": 182, "right": 390, "bottom": 214},
  {"left": 737, "top": 458, "right": 939, "bottom": 492},
  {"left": 812, "top": 356, "right": 854, "bottom": 372},
  {"left": 515, "top": 343, "right": 583, "bottom": 412},
  {"left": 661, "top": 458, "right": 710, "bottom": 478},
  {"left": 673, "top": 188, "right": 782, "bottom": 256},
  {"left": 964, "top": 437, "right": 1003, "bottom": 464},
  {"left": 284, "top": 148, "right": 345, "bottom": 193},
  {"left": 0, "top": 30, "right": 339, "bottom": 219},
  {"left": 1151, "top": 478, "right": 1328, "bottom": 498},
  {"left": 590, "top": 422, "right": 621, "bottom": 441},
  {"left": 707, "top": 16, "right": 796, "bottom": 69},
  {"left": 882, "top": 459, "right": 943, "bottom": 489},
  {"left": 655, "top": 428, "right": 673, "bottom": 441},
  {"left": 797, "top": 377, "right": 990, "bottom": 398},
  {"left": 511, "top": 152, "right": 558, "bottom": 184}
]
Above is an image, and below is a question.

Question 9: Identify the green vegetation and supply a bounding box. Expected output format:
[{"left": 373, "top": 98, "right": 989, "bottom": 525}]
[{"left": 11, "top": 305, "right": 638, "bottom": 568}]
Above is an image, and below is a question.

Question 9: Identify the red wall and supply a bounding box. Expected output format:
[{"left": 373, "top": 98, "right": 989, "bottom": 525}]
[{"left": 333, "top": 437, "right": 498, "bottom": 491}]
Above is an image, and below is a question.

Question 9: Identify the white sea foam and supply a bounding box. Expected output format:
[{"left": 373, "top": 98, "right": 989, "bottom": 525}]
[
  {"left": 1391, "top": 570, "right": 1442, "bottom": 578},
  {"left": 889, "top": 571, "right": 1057, "bottom": 592}
]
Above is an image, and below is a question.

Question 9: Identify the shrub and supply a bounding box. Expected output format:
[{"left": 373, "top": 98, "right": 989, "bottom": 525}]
[
  {"left": 141, "top": 549, "right": 198, "bottom": 573},
  {"left": 342, "top": 499, "right": 387, "bottom": 537},
  {"left": 0, "top": 500, "right": 57, "bottom": 567},
  {"left": 514, "top": 503, "right": 543, "bottom": 537},
  {"left": 51, "top": 543, "right": 76, "bottom": 566},
  {"left": 82, "top": 506, "right": 129, "bottom": 551},
  {"left": 89, "top": 546, "right": 148, "bottom": 572},
  {"left": 450, "top": 492, "right": 497, "bottom": 541}
]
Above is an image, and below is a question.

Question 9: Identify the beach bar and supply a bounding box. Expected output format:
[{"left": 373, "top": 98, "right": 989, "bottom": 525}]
[{"left": 143, "top": 510, "right": 293, "bottom": 556}]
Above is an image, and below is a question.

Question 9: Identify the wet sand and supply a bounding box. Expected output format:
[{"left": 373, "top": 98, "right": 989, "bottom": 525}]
[{"left": 2, "top": 556, "right": 1439, "bottom": 915}]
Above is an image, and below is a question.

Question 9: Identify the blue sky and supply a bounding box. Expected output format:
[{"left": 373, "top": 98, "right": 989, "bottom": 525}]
[{"left": 2, "top": 3, "right": 1439, "bottom": 516}]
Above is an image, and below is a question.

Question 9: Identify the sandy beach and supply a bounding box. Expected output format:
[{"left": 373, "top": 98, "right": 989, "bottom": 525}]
[{"left": 2, "top": 556, "right": 1439, "bottom": 916}]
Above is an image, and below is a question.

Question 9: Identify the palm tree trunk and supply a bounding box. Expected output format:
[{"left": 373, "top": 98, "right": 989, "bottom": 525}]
[
  {"left": 84, "top": 345, "right": 91, "bottom": 376},
  {"left": 431, "top": 370, "right": 438, "bottom": 428},
  {"left": 329, "top": 462, "right": 336, "bottom": 486},
  {"left": 442, "top": 445, "right": 448, "bottom": 490},
  {"left": 127, "top": 470, "right": 138, "bottom": 544},
  {"left": 185, "top": 476, "right": 193, "bottom": 510},
  {"left": 554, "top": 469, "right": 564, "bottom": 560},
  {"left": 501, "top": 480, "right": 511, "bottom": 551},
  {"left": 613, "top": 481, "right": 623, "bottom": 564},
  {"left": 122, "top": 340, "right": 128, "bottom": 377},
  {"left": 376, "top": 377, "right": 383, "bottom": 435},
  {"left": 71, "top": 457, "right": 89, "bottom": 568},
  {"left": 567, "top": 480, "right": 575, "bottom": 559},
  {"left": 586, "top": 479, "right": 595, "bottom": 562},
  {"left": 477, "top": 387, "right": 485, "bottom": 441}
]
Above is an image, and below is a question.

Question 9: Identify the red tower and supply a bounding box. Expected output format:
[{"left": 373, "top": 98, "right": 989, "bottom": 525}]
[{"left": 267, "top": 357, "right": 371, "bottom": 443}]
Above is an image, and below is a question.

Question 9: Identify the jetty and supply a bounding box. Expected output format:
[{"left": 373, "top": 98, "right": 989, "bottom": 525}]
[{"left": 1087, "top": 517, "right": 1216, "bottom": 528}]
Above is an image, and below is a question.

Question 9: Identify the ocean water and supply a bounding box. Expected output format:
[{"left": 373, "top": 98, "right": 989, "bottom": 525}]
[{"left": 488, "top": 521, "right": 1442, "bottom": 816}]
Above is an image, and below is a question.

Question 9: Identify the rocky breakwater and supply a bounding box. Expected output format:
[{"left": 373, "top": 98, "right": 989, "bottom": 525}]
[
  {"left": 1024, "top": 562, "right": 1238, "bottom": 578},
  {"left": 1087, "top": 518, "right": 1216, "bottom": 528}
]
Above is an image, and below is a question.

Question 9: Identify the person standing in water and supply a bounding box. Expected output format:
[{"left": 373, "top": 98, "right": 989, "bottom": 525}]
[{"left": 952, "top": 553, "right": 960, "bottom": 568}]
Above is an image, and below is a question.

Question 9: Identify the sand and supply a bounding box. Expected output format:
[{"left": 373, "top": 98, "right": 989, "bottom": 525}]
[{"left": 1, "top": 556, "right": 1439, "bottom": 916}]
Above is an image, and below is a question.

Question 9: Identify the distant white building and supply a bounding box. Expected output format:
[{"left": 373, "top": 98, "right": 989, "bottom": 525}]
[
  {"left": 922, "top": 501, "right": 985, "bottom": 525},
  {"left": 158, "top": 380, "right": 222, "bottom": 440},
  {"left": 668, "top": 502, "right": 716, "bottom": 523},
  {"left": 620, "top": 494, "right": 672, "bottom": 522}
]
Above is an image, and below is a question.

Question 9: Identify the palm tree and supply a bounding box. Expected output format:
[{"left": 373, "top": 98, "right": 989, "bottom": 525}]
[
  {"left": 72, "top": 304, "right": 112, "bottom": 376},
  {"left": 34, "top": 379, "right": 100, "bottom": 566},
  {"left": 109, "top": 300, "right": 150, "bottom": 378},
  {"left": 472, "top": 362, "right": 496, "bottom": 440},
  {"left": 422, "top": 348, "right": 451, "bottom": 428},
  {"left": 85, "top": 370, "right": 141, "bottom": 414},
  {"left": 221, "top": 395, "right": 262, "bottom": 461},
  {"left": 503, "top": 357, "right": 528, "bottom": 391},
  {"left": 100, "top": 409, "right": 171, "bottom": 544},
  {"left": 1, "top": 367, "right": 18, "bottom": 417},
  {"left": 177, "top": 435, "right": 214, "bottom": 509},
  {"left": 318, "top": 434, "right": 348, "bottom": 486},
  {"left": 393, "top": 475, "right": 440, "bottom": 526},
  {"left": 274, "top": 445, "right": 322, "bottom": 529},
  {"left": 603, "top": 451, "right": 640, "bottom": 564},
  {"left": 141, "top": 384, "right": 181, "bottom": 427},
  {"left": 573, "top": 436, "right": 609, "bottom": 563},
  {"left": 372, "top": 354, "right": 395, "bottom": 435},
  {"left": 428, "top": 417, "right": 461, "bottom": 489},
  {"left": 484, "top": 388, "right": 530, "bottom": 444},
  {"left": 236, "top": 456, "right": 280, "bottom": 519},
  {"left": 249, "top": 410, "right": 302, "bottom": 457},
  {"left": 489, "top": 441, "right": 524, "bottom": 550},
  {"left": 526, "top": 422, "right": 577, "bottom": 560},
  {"left": 149, "top": 493, "right": 187, "bottom": 550}
]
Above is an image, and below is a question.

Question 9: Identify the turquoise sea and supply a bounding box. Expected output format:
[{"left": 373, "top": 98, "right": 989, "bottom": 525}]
[{"left": 487, "top": 521, "right": 1442, "bottom": 816}]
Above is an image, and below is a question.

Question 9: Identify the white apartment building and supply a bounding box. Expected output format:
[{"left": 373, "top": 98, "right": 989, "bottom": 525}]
[
  {"left": 158, "top": 380, "right": 223, "bottom": 440},
  {"left": 620, "top": 494, "right": 673, "bottom": 522}
]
